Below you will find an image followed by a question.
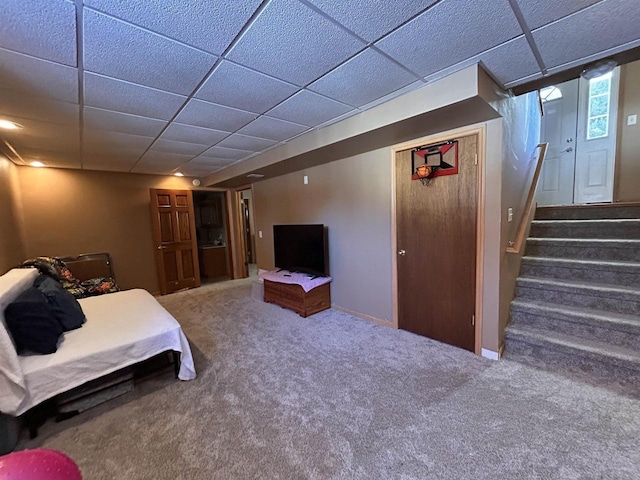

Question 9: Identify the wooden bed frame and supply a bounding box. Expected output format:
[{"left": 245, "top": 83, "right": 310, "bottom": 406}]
[{"left": 59, "top": 252, "right": 116, "bottom": 282}]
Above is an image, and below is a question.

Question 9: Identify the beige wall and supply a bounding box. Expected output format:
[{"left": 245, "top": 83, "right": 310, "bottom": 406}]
[
  {"left": 254, "top": 148, "right": 394, "bottom": 322},
  {"left": 0, "top": 157, "right": 26, "bottom": 272},
  {"left": 16, "top": 167, "right": 192, "bottom": 292},
  {"left": 616, "top": 60, "right": 640, "bottom": 202}
]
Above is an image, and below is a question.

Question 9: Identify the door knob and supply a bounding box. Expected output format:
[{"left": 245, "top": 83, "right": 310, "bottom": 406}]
[
  {"left": 562, "top": 147, "right": 573, "bottom": 153},
  {"left": 157, "top": 245, "right": 166, "bottom": 250},
  {"left": 398, "top": 250, "right": 406, "bottom": 256}
]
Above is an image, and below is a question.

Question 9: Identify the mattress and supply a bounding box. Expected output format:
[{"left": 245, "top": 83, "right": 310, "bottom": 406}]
[{"left": 16, "top": 289, "right": 196, "bottom": 416}]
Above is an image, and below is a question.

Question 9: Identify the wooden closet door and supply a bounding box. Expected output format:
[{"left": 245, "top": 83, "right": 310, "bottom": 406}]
[
  {"left": 395, "top": 135, "right": 478, "bottom": 351},
  {"left": 150, "top": 189, "right": 201, "bottom": 295}
]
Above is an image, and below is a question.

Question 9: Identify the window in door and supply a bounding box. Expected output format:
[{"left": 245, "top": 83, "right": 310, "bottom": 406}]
[{"left": 586, "top": 72, "right": 612, "bottom": 140}]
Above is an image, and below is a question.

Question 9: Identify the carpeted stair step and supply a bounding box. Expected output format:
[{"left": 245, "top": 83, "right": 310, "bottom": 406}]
[
  {"left": 516, "top": 277, "right": 640, "bottom": 316},
  {"left": 509, "top": 299, "right": 640, "bottom": 350},
  {"left": 520, "top": 256, "right": 640, "bottom": 288},
  {"left": 529, "top": 219, "right": 640, "bottom": 239},
  {"left": 535, "top": 203, "right": 640, "bottom": 220},
  {"left": 525, "top": 238, "right": 640, "bottom": 262},
  {"left": 504, "top": 325, "right": 640, "bottom": 390}
]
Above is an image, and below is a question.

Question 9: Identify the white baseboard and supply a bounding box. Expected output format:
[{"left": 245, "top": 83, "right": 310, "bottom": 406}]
[{"left": 481, "top": 348, "right": 500, "bottom": 361}]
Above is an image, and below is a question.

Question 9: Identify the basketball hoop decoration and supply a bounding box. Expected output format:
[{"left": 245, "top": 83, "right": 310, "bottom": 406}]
[
  {"left": 411, "top": 140, "right": 459, "bottom": 186},
  {"left": 414, "top": 164, "right": 434, "bottom": 186}
]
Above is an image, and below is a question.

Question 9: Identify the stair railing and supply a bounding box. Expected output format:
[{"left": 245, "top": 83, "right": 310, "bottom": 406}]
[{"left": 506, "top": 143, "right": 548, "bottom": 254}]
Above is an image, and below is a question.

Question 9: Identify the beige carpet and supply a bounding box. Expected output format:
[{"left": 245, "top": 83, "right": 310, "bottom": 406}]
[{"left": 18, "top": 280, "right": 640, "bottom": 479}]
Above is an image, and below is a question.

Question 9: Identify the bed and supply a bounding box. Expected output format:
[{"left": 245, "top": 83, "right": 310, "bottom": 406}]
[{"left": 0, "top": 267, "right": 196, "bottom": 420}]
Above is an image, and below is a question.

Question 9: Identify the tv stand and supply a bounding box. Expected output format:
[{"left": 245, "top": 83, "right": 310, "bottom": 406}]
[{"left": 261, "top": 270, "right": 331, "bottom": 318}]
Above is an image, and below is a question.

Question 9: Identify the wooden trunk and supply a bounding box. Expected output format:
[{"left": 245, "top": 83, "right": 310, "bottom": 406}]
[{"left": 263, "top": 280, "right": 330, "bottom": 318}]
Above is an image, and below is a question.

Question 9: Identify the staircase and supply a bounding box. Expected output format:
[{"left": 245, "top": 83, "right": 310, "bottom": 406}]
[{"left": 505, "top": 203, "right": 640, "bottom": 394}]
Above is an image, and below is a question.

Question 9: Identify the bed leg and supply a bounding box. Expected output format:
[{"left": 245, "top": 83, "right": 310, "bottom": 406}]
[{"left": 172, "top": 351, "right": 180, "bottom": 379}]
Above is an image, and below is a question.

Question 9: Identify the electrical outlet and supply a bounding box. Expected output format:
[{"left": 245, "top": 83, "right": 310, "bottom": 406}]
[
  {"left": 303, "top": 175, "right": 308, "bottom": 185},
  {"left": 259, "top": 230, "right": 263, "bottom": 239},
  {"left": 628, "top": 114, "right": 637, "bottom": 126},
  {"left": 507, "top": 208, "right": 513, "bottom": 222}
]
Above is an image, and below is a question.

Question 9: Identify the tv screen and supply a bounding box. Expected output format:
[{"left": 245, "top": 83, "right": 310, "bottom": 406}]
[{"left": 273, "top": 224, "right": 327, "bottom": 276}]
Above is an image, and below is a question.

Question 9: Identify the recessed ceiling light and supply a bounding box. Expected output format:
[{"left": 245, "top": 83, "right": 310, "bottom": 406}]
[
  {"left": 174, "top": 172, "right": 184, "bottom": 177},
  {"left": 30, "top": 161, "right": 45, "bottom": 168},
  {"left": 0, "top": 119, "right": 23, "bottom": 130}
]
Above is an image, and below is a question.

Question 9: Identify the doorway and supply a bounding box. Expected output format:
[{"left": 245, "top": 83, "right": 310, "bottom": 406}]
[
  {"left": 394, "top": 133, "right": 480, "bottom": 352},
  {"left": 192, "top": 191, "right": 232, "bottom": 284},
  {"left": 237, "top": 188, "right": 257, "bottom": 278},
  {"left": 537, "top": 68, "right": 620, "bottom": 205}
]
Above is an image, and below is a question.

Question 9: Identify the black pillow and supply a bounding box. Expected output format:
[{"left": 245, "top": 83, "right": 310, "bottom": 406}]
[
  {"left": 5, "top": 287, "right": 63, "bottom": 354},
  {"left": 34, "top": 276, "right": 86, "bottom": 331}
]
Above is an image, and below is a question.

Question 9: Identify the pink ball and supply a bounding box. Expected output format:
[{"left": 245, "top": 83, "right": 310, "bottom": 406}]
[{"left": 0, "top": 449, "right": 82, "bottom": 480}]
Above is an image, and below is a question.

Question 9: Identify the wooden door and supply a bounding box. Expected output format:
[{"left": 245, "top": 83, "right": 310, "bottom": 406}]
[
  {"left": 150, "top": 189, "right": 201, "bottom": 295},
  {"left": 395, "top": 135, "right": 478, "bottom": 352}
]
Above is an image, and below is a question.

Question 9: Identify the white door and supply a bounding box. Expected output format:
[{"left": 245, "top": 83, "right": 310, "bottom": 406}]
[
  {"left": 537, "top": 80, "right": 579, "bottom": 206},
  {"left": 574, "top": 68, "right": 620, "bottom": 204}
]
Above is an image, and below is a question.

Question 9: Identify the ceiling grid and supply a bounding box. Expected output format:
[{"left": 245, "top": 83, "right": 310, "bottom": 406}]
[{"left": 0, "top": 0, "right": 638, "bottom": 177}]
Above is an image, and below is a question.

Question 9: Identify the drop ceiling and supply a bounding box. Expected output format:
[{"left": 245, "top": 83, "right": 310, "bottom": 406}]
[{"left": 0, "top": 0, "right": 638, "bottom": 178}]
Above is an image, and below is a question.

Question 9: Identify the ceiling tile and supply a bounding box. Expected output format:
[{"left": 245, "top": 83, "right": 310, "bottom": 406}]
[
  {"left": 151, "top": 139, "right": 209, "bottom": 156},
  {"left": 266, "top": 90, "right": 353, "bottom": 127},
  {"left": 0, "top": 92, "right": 78, "bottom": 126},
  {"left": 16, "top": 147, "right": 81, "bottom": 168},
  {"left": 83, "top": 9, "right": 217, "bottom": 95},
  {"left": 175, "top": 99, "right": 258, "bottom": 131},
  {"left": 306, "top": 0, "right": 438, "bottom": 42},
  {"left": 420, "top": 36, "right": 541, "bottom": 88},
  {"left": 478, "top": 37, "right": 541, "bottom": 86},
  {"left": 180, "top": 168, "right": 220, "bottom": 177},
  {"left": 83, "top": 130, "right": 155, "bottom": 153},
  {"left": 189, "top": 156, "right": 236, "bottom": 167},
  {"left": 217, "top": 133, "right": 278, "bottom": 151},
  {"left": 5, "top": 120, "right": 79, "bottom": 154},
  {"left": 201, "top": 145, "right": 253, "bottom": 161},
  {"left": 83, "top": 0, "right": 262, "bottom": 54},
  {"left": 83, "top": 107, "right": 167, "bottom": 137},
  {"left": 227, "top": 0, "right": 365, "bottom": 86},
  {"left": 161, "top": 123, "right": 229, "bottom": 145},
  {"left": 533, "top": 0, "right": 640, "bottom": 69},
  {"left": 309, "top": 48, "right": 418, "bottom": 108},
  {"left": 236, "top": 116, "right": 309, "bottom": 142},
  {"left": 0, "top": 48, "right": 78, "bottom": 103},
  {"left": 177, "top": 161, "right": 221, "bottom": 176},
  {"left": 0, "top": 0, "right": 77, "bottom": 66},
  {"left": 516, "top": 0, "right": 602, "bottom": 30},
  {"left": 83, "top": 151, "right": 141, "bottom": 172},
  {"left": 375, "top": 0, "right": 522, "bottom": 77},
  {"left": 196, "top": 60, "right": 298, "bottom": 114},
  {"left": 131, "top": 151, "right": 193, "bottom": 174},
  {"left": 84, "top": 73, "right": 186, "bottom": 120}
]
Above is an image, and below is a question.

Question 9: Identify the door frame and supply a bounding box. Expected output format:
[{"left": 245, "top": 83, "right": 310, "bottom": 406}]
[
  {"left": 231, "top": 184, "right": 256, "bottom": 279},
  {"left": 189, "top": 186, "right": 236, "bottom": 280},
  {"left": 390, "top": 125, "right": 486, "bottom": 355}
]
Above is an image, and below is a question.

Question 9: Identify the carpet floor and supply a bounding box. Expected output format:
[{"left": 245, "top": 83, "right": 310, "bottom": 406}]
[{"left": 18, "top": 280, "right": 640, "bottom": 479}]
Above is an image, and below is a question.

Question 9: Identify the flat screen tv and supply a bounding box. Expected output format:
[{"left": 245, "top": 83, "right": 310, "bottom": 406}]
[{"left": 273, "top": 224, "right": 328, "bottom": 277}]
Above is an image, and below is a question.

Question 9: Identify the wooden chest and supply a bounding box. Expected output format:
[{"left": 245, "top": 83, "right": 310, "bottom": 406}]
[{"left": 263, "top": 280, "right": 331, "bottom": 317}]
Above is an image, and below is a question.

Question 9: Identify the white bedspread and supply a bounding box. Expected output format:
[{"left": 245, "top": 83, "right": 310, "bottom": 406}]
[
  {"left": 13, "top": 289, "right": 196, "bottom": 416},
  {"left": 0, "top": 268, "right": 38, "bottom": 417}
]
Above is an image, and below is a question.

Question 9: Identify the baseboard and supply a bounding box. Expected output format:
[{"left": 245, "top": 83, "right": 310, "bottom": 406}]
[
  {"left": 331, "top": 304, "right": 394, "bottom": 328},
  {"left": 481, "top": 348, "right": 500, "bottom": 361}
]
